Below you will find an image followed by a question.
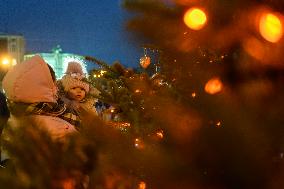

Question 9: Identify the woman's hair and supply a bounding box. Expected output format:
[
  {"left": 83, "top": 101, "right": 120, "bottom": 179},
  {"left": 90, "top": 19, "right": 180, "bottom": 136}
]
[{"left": 47, "top": 64, "right": 56, "bottom": 82}]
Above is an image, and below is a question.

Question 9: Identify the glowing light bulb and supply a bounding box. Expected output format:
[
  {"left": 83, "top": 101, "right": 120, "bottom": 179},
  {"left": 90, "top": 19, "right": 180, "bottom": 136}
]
[
  {"left": 216, "top": 121, "right": 222, "bottom": 128},
  {"left": 134, "top": 138, "right": 144, "bottom": 149},
  {"left": 205, "top": 77, "right": 223, "bottom": 95},
  {"left": 156, "top": 130, "right": 164, "bottom": 139},
  {"left": 138, "top": 181, "right": 146, "bottom": 189},
  {"left": 2, "top": 58, "right": 10, "bottom": 65},
  {"left": 183, "top": 8, "right": 207, "bottom": 30},
  {"left": 135, "top": 89, "right": 141, "bottom": 93},
  {"left": 12, "top": 58, "right": 17, "bottom": 66},
  {"left": 259, "top": 12, "right": 283, "bottom": 43}
]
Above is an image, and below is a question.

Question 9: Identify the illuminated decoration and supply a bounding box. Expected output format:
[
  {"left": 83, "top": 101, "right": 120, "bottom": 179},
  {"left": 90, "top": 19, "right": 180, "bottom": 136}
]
[
  {"left": 140, "top": 56, "right": 151, "bottom": 68},
  {"left": 156, "top": 130, "right": 164, "bottom": 139},
  {"left": 183, "top": 7, "right": 207, "bottom": 30},
  {"left": 134, "top": 138, "right": 145, "bottom": 149},
  {"left": 138, "top": 181, "right": 146, "bottom": 189},
  {"left": 191, "top": 92, "right": 197, "bottom": 98},
  {"left": 135, "top": 89, "right": 142, "bottom": 93},
  {"left": 0, "top": 56, "right": 15, "bottom": 69},
  {"left": 151, "top": 73, "right": 167, "bottom": 87},
  {"left": 106, "top": 121, "right": 131, "bottom": 131},
  {"left": 24, "top": 46, "right": 87, "bottom": 79},
  {"left": 63, "top": 56, "right": 88, "bottom": 76},
  {"left": 93, "top": 70, "right": 107, "bottom": 78},
  {"left": 216, "top": 121, "right": 222, "bottom": 128},
  {"left": 2, "top": 58, "right": 9, "bottom": 65},
  {"left": 204, "top": 77, "right": 223, "bottom": 94},
  {"left": 140, "top": 47, "right": 151, "bottom": 68},
  {"left": 0, "top": 34, "right": 25, "bottom": 65},
  {"left": 12, "top": 58, "right": 17, "bottom": 66},
  {"left": 259, "top": 12, "right": 283, "bottom": 43}
]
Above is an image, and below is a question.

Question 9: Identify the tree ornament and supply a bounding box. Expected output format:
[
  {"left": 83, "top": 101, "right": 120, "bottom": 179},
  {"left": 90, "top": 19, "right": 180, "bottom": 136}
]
[
  {"left": 140, "top": 48, "right": 151, "bottom": 68},
  {"left": 204, "top": 77, "right": 223, "bottom": 95},
  {"left": 151, "top": 73, "right": 167, "bottom": 88}
]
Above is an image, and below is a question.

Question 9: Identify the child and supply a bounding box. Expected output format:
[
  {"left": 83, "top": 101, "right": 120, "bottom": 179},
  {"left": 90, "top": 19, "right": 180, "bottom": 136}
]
[{"left": 58, "top": 61, "right": 100, "bottom": 124}]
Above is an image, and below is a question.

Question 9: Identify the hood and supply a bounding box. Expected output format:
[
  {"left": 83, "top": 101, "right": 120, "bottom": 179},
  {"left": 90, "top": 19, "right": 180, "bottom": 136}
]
[{"left": 2, "top": 55, "right": 57, "bottom": 103}]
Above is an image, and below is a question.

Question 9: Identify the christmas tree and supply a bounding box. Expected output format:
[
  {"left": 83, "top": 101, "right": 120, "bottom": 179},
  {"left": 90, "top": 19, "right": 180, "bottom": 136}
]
[
  {"left": 1, "top": 0, "right": 284, "bottom": 188},
  {"left": 120, "top": 0, "right": 284, "bottom": 188}
]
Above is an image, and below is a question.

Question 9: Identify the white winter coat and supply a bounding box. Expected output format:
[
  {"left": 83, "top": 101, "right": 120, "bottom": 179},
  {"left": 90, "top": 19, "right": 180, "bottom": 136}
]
[{"left": 1, "top": 55, "right": 78, "bottom": 146}]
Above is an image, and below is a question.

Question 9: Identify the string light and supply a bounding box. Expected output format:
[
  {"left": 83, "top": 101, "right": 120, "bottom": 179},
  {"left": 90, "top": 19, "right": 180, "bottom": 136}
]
[
  {"left": 138, "top": 181, "right": 146, "bottom": 189},
  {"left": 183, "top": 7, "right": 207, "bottom": 30},
  {"left": 134, "top": 138, "right": 145, "bottom": 149},
  {"left": 205, "top": 77, "right": 223, "bottom": 95},
  {"left": 259, "top": 12, "right": 283, "bottom": 43},
  {"left": 135, "top": 89, "right": 142, "bottom": 93},
  {"left": 216, "top": 121, "right": 222, "bottom": 128},
  {"left": 156, "top": 130, "right": 164, "bottom": 139}
]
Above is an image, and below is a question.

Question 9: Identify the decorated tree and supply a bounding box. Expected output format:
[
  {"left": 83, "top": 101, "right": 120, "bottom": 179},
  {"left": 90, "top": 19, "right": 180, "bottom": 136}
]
[
  {"left": 1, "top": 0, "right": 284, "bottom": 189},
  {"left": 86, "top": 0, "right": 284, "bottom": 188}
]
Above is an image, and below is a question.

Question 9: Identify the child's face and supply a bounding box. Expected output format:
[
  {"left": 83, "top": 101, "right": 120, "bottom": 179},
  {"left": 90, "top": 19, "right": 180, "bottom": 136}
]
[{"left": 67, "top": 87, "right": 86, "bottom": 101}]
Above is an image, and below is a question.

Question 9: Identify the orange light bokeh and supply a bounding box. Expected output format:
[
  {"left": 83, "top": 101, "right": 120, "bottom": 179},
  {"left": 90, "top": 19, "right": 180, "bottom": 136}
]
[
  {"left": 156, "top": 130, "right": 164, "bottom": 139},
  {"left": 134, "top": 138, "right": 145, "bottom": 149},
  {"left": 183, "top": 8, "right": 207, "bottom": 30},
  {"left": 140, "top": 56, "right": 151, "bottom": 68},
  {"left": 205, "top": 77, "right": 223, "bottom": 95},
  {"left": 138, "top": 181, "right": 146, "bottom": 189},
  {"left": 259, "top": 12, "right": 283, "bottom": 43}
]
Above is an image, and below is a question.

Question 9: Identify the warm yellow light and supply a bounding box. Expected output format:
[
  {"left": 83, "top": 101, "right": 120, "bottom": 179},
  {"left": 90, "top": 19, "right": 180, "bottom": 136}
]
[
  {"left": 140, "top": 56, "right": 151, "bottom": 68},
  {"left": 135, "top": 89, "right": 141, "bottom": 93},
  {"left": 100, "top": 70, "right": 106, "bottom": 74},
  {"left": 156, "top": 130, "right": 164, "bottom": 139},
  {"left": 183, "top": 8, "right": 207, "bottom": 30},
  {"left": 259, "top": 12, "right": 283, "bottom": 43},
  {"left": 216, "top": 121, "right": 221, "bottom": 128},
  {"left": 191, "top": 92, "right": 196, "bottom": 98},
  {"left": 12, "top": 58, "right": 17, "bottom": 66},
  {"left": 205, "top": 77, "right": 223, "bottom": 95},
  {"left": 2, "top": 58, "right": 10, "bottom": 65},
  {"left": 134, "top": 138, "right": 144, "bottom": 149}
]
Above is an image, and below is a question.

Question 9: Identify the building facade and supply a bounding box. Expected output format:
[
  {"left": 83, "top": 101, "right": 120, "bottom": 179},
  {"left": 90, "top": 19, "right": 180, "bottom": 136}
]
[
  {"left": 0, "top": 34, "right": 25, "bottom": 66},
  {"left": 24, "top": 45, "right": 88, "bottom": 79}
]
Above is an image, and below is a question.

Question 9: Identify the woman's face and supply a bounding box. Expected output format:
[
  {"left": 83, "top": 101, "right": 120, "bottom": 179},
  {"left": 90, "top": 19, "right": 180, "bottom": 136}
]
[{"left": 67, "top": 87, "right": 86, "bottom": 101}]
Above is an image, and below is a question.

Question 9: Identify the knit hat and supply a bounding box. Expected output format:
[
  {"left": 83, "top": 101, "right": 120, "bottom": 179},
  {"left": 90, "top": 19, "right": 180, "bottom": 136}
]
[{"left": 61, "top": 62, "right": 90, "bottom": 93}]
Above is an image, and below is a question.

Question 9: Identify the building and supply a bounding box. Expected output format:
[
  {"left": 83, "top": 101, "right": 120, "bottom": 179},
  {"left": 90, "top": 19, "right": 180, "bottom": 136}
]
[
  {"left": 0, "top": 34, "right": 25, "bottom": 66},
  {"left": 24, "top": 45, "right": 88, "bottom": 79}
]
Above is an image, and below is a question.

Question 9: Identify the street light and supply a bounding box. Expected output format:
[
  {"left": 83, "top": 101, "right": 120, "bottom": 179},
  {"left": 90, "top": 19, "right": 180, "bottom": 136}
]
[{"left": 1, "top": 56, "right": 16, "bottom": 69}]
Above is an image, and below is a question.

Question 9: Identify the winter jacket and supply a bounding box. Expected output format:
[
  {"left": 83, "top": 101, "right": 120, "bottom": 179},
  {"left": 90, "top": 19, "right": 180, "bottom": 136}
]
[
  {"left": 1, "top": 55, "right": 78, "bottom": 144},
  {"left": 0, "top": 92, "right": 9, "bottom": 133}
]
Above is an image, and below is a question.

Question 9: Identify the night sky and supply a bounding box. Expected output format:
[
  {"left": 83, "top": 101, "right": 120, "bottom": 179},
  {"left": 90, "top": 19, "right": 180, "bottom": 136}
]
[{"left": 0, "top": 0, "right": 141, "bottom": 70}]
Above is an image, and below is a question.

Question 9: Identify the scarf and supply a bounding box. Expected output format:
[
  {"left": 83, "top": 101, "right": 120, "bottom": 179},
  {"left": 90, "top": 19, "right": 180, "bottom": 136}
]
[{"left": 8, "top": 99, "right": 82, "bottom": 131}]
